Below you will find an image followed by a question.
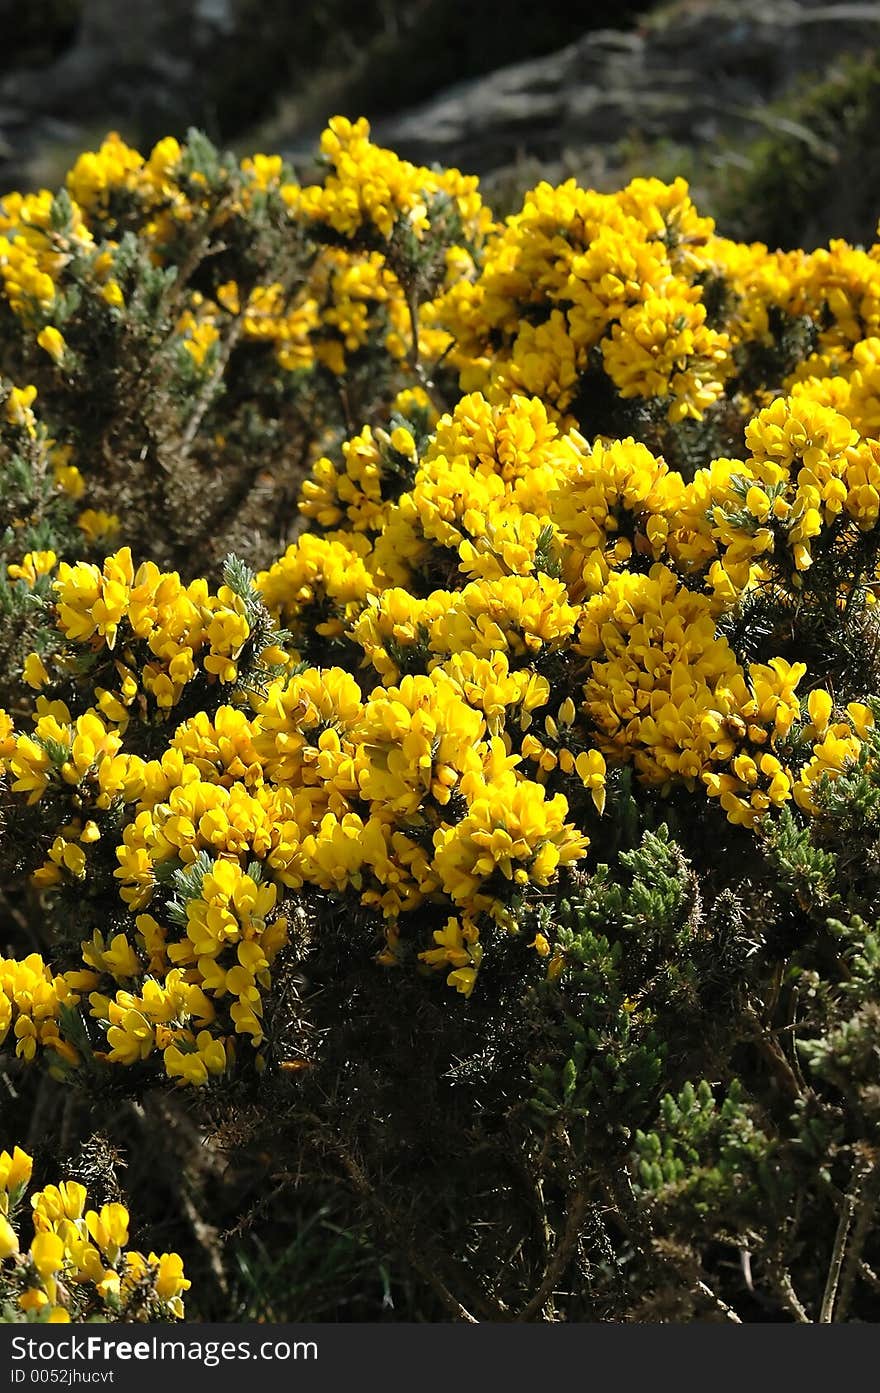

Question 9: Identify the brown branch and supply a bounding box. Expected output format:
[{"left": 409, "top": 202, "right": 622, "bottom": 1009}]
[
  {"left": 858, "top": 1260, "right": 880, "bottom": 1293},
  {"left": 175, "top": 313, "right": 248, "bottom": 461},
  {"left": 743, "top": 1007, "right": 803, "bottom": 1101},
  {"left": 602, "top": 1175, "right": 742, "bottom": 1323},
  {"left": 137, "top": 1096, "right": 230, "bottom": 1306},
  {"left": 835, "top": 1161, "right": 880, "bottom": 1322},
  {"left": 694, "top": 1278, "right": 743, "bottom": 1324},
  {"left": 766, "top": 1262, "right": 811, "bottom": 1323},
  {"left": 402, "top": 281, "right": 451, "bottom": 415},
  {"left": 514, "top": 1189, "right": 587, "bottom": 1322},
  {"left": 820, "top": 1170, "right": 860, "bottom": 1322}
]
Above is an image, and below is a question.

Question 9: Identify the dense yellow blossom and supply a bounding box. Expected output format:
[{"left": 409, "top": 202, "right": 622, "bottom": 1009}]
[
  {"left": 0, "top": 1146, "right": 190, "bottom": 1320},
  {"left": 1, "top": 122, "right": 878, "bottom": 1061},
  {"left": 295, "top": 116, "right": 491, "bottom": 248},
  {"left": 433, "top": 749, "right": 589, "bottom": 928},
  {"left": 0, "top": 954, "right": 82, "bottom": 1065}
]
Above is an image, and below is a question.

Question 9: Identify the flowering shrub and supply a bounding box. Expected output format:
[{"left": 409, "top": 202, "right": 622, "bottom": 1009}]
[
  {"left": 0, "top": 1146, "right": 189, "bottom": 1322},
  {"left": 1, "top": 119, "right": 880, "bottom": 1321}
]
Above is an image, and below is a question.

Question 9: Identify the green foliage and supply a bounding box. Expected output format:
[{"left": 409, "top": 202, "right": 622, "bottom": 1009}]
[{"left": 633, "top": 1079, "right": 789, "bottom": 1229}]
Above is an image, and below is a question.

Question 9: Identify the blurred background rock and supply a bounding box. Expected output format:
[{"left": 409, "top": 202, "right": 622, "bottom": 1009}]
[{"left": 3, "top": 0, "right": 880, "bottom": 246}]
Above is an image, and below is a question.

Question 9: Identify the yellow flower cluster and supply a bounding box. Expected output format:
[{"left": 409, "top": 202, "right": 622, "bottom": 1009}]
[
  {"left": 6, "top": 565, "right": 593, "bottom": 1039},
  {"left": 551, "top": 437, "right": 683, "bottom": 596},
  {"left": 90, "top": 854, "right": 288, "bottom": 1079},
  {"left": 422, "top": 174, "right": 880, "bottom": 439},
  {"left": 0, "top": 1146, "right": 189, "bottom": 1320},
  {"left": 295, "top": 115, "right": 493, "bottom": 247},
  {"left": 299, "top": 386, "right": 434, "bottom": 534},
  {"left": 7, "top": 118, "right": 880, "bottom": 517},
  {"left": 576, "top": 565, "right": 868, "bottom": 825},
  {"left": 0, "top": 120, "right": 492, "bottom": 463},
  {"left": 49, "top": 547, "right": 255, "bottom": 706},
  {"left": 427, "top": 176, "right": 731, "bottom": 422},
  {"left": 0, "top": 188, "right": 93, "bottom": 320},
  {"left": 623, "top": 391, "right": 880, "bottom": 606},
  {"left": 0, "top": 954, "right": 81, "bottom": 1066},
  {"left": 285, "top": 384, "right": 876, "bottom": 843},
  {"left": 6, "top": 389, "right": 875, "bottom": 1044},
  {"left": 65, "top": 132, "right": 184, "bottom": 222},
  {"left": 432, "top": 742, "right": 588, "bottom": 930},
  {"left": 3, "top": 130, "right": 880, "bottom": 1063}
]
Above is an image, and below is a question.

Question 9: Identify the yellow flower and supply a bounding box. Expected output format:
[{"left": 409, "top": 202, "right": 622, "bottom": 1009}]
[
  {"left": 55, "top": 548, "right": 134, "bottom": 649},
  {"left": 19, "top": 1288, "right": 49, "bottom": 1313},
  {"left": 101, "top": 281, "right": 124, "bottom": 308},
  {"left": 432, "top": 751, "right": 589, "bottom": 926},
  {"left": 447, "top": 966, "right": 478, "bottom": 997},
  {"left": 77, "top": 509, "right": 120, "bottom": 543},
  {"left": 22, "top": 652, "right": 49, "bottom": 690},
  {"left": 807, "top": 688, "right": 833, "bottom": 736},
  {"left": 32, "top": 1180, "right": 87, "bottom": 1227},
  {"left": 0, "top": 1147, "right": 33, "bottom": 1197},
  {"left": 30, "top": 1230, "right": 65, "bottom": 1280},
  {"left": 4, "top": 383, "right": 37, "bottom": 432},
  {"left": 8, "top": 550, "right": 57, "bottom": 587},
  {"left": 390, "top": 425, "right": 416, "bottom": 458},
  {"left": 152, "top": 1251, "right": 191, "bottom": 1303},
  {"left": 36, "top": 325, "right": 66, "bottom": 364},
  {"left": 0, "top": 1214, "right": 19, "bottom": 1259},
  {"left": 105, "top": 1009, "right": 154, "bottom": 1065},
  {"left": 85, "top": 1203, "right": 129, "bottom": 1260},
  {"left": 82, "top": 930, "right": 141, "bottom": 981}
]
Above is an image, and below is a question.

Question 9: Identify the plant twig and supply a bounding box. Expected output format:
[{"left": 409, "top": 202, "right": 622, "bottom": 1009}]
[
  {"left": 858, "top": 1260, "right": 880, "bottom": 1293},
  {"left": 820, "top": 1171, "right": 860, "bottom": 1322},
  {"left": 766, "top": 1262, "right": 811, "bottom": 1322},
  {"left": 175, "top": 313, "right": 248, "bottom": 459},
  {"left": 402, "top": 282, "right": 449, "bottom": 415},
  {"left": 695, "top": 1278, "right": 742, "bottom": 1323},
  {"left": 303, "top": 1113, "right": 484, "bottom": 1322},
  {"left": 602, "top": 1175, "right": 742, "bottom": 1323},
  {"left": 514, "top": 1189, "right": 587, "bottom": 1321},
  {"left": 744, "top": 1007, "right": 803, "bottom": 1100},
  {"left": 835, "top": 1161, "right": 879, "bottom": 1322}
]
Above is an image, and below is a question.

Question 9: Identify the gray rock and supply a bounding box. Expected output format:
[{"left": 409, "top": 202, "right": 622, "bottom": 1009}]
[
  {"left": 344, "top": 1, "right": 880, "bottom": 177},
  {"left": 0, "top": 0, "right": 232, "bottom": 188}
]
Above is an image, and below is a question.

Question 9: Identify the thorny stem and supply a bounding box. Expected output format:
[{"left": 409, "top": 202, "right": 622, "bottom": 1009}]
[
  {"left": 603, "top": 1173, "right": 742, "bottom": 1323},
  {"left": 533, "top": 1175, "right": 553, "bottom": 1267},
  {"left": 302, "top": 1113, "right": 486, "bottom": 1323},
  {"left": 695, "top": 1279, "right": 743, "bottom": 1324},
  {"left": 744, "top": 1007, "right": 803, "bottom": 1101},
  {"left": 858, "top": 1260, "right": 880, "bottom": 1293},
  {"left": 403, "top": 281, "right": 449, "bottom": 415},
  {"left": 820, "top": 1168, "right": 861, "bottom": 1322},
  {"left": 176, "top": 312, "right": 248, "bottom": 458},
  {"left": 514, "top": 1189, "right": 588, "bottom": 1321},
  {"left": 835, "top": 1160, "right": 880, "bottom": 1322},
  {"left": 766, "top": 1262, "right": 811, "bottom": 1322},
  {"left": 101, "top": 204, "right": 234, "bottom": 474}
]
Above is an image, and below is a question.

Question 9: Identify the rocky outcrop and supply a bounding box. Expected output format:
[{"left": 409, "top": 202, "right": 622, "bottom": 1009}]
[
  {"left": 356, "top": 1, "right": 880, "bottom": 178},
  {"left": 0, "top": 0, "right": 237, "bottom": 186}
]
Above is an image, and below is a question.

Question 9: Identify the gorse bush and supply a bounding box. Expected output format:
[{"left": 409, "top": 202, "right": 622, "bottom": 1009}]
[
  {"left": 1, "top": 117, "right": 880, "bottom": 1322},
  {"left": 0, "top": 1145, "right": 189, "bottom": 1322}
]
